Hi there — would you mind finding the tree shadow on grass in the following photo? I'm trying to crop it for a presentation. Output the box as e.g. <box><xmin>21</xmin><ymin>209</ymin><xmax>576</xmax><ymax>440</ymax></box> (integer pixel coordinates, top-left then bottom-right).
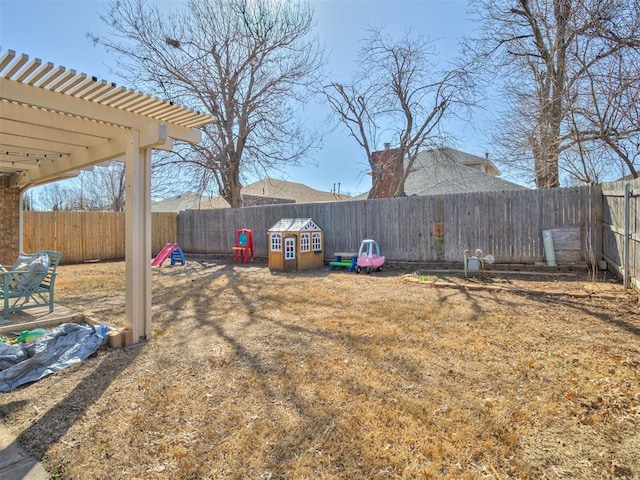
<box><xmin>522</xmin><ymin>292</ymin><xmax>640</xmax><ymax>338</ymax></box>
<box><xmin>117</xmin><ymin>259</ymin><xmax>637</xmax><ymax>477</ymax></box>
<box><xmin>155</xmin><ymin>265</ymin><xmax>393</xmax><ymax>475</ymax></box>
<box><xmin>427</xmin><ymin>272</ymin><xmax>640</xmax><ymax>339</ymax></box>
<box><xmin>0</xmin><ymin>345</ymin><xmax>143</xmax><ymax>464</ymax></box>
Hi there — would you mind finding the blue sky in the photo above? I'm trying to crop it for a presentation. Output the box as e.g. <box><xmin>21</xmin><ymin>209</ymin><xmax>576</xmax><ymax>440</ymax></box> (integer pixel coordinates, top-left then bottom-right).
<box><xmin>0</xmin><ymin>0</ymin><xmax>493</xmax><ymax>197</ymax></box>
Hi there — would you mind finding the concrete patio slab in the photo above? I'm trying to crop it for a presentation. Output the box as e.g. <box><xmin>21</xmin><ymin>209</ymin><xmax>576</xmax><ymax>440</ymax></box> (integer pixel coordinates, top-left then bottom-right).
<box><xmin>0</xmin><ymin>425</ymin><xmax>49</xmax><ymax>480</ymax></box>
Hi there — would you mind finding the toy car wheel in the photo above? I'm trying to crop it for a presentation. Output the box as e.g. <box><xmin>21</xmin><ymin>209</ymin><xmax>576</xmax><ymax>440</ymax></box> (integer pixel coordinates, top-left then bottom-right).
<box><xmin>377</xmin><ymin>266</ymin><xmax>383</xmax><ymax>272</ymax></box>
<box><xmin>365</xmin><ymin>267</ymin><xmax>372</xmax><ymax>274</ymax></box>
<box><xmin>356</xmin><ymin>266</ymin><xmax>361</xmax><ymax>273</ymax></box>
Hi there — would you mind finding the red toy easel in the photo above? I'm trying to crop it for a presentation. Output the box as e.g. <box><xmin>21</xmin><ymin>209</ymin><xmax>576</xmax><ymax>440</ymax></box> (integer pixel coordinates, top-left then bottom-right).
<box><xmin>233</xmin><ymin>229</ymin><xmax>254</xmax><ymax>263</ymax></box>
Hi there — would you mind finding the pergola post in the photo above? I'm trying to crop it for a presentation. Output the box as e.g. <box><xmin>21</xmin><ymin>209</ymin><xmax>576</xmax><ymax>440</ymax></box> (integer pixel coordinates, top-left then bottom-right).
<box><xmin>124</xmin><ymin>130</ymin><xmax>152</xmax><ymax>343</ymax></box>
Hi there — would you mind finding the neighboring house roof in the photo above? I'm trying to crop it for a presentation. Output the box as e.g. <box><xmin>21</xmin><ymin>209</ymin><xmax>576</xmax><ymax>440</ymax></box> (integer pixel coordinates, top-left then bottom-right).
<box><xmin>152</xmin><ymin>178</ymin><xmax>351</xmax><ymax>212</ymax></box>
<box><xmin>424</xmin><ymin>147</ymin><xmax>501</xmax><ymax>176</ymax></box>
<box><xmin>151</xmin><ymin>192</ymin><xmax>229</xmax><ymax>212</ymax></box>
<box><xmin>357</xmin><ymin>146</ymin><xmax>525</xmax><ymax>199</ymax></box>
<box><xmin>268</xmin><ymin>218</ymin><xmax>322</xmax><ymax>232</ymax></box>
<box><xmin>242</xmin><ymin>178</ymin><xmax>351</xmax><ymax>203</ymax></box>
<box><xmin>403</xmin><ymin>160</ymin><xmax>527</xmax><ymax>196</ymax></box>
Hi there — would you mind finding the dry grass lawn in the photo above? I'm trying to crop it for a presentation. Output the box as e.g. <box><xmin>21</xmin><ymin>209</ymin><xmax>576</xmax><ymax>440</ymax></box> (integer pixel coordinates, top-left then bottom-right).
<box><xmin>1</xmin><ymin>258</ymin><xmax>639</xmax><ymax>479</ymax></box>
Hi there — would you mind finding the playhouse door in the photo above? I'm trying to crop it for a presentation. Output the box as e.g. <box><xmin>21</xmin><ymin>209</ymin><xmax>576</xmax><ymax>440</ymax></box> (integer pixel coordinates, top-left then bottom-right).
<box><xmin>283</xmin><ymin>235</ymin><xmax>297</xmax><ymax>272</ymax></box>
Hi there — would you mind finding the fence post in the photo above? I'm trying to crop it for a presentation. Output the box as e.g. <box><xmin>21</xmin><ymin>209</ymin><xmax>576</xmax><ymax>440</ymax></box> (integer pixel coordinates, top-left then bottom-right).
<box><xmin>623</xmin><ymin>182</ymin><xmax>630</xmax><ymax>290</ymax></box>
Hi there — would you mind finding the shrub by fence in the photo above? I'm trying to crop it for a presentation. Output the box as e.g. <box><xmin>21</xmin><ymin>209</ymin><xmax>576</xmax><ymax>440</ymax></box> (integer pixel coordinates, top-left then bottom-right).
<box><xmin>23</xmin><ymin>211</ymin><xmax>177</xmax><ymax>264</ymax></box>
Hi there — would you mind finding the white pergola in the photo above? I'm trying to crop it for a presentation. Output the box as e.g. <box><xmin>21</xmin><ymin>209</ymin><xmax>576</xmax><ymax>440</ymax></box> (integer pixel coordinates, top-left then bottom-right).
<box><xmin>0</xmin><ymin>50</ymin><xmax>216</xmax><ymax>343</ymax></box>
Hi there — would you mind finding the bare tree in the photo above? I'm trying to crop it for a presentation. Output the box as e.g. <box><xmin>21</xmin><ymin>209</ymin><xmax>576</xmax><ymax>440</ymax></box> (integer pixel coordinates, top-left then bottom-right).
<box><xmin>33</xmin><ymin>161</ymin><xmax>186</xmax><ymax>212</ymax></box>
<box><xmin>566</xmin><ymin>19</ymin><xmax>640</xmax><ymax>180</ymax></box>
<box><xmin>35</xmin><ymin>183</ymin><xmax>78</xmax><ymax>211</ymax></box>
<box><xmin>467</xmin><ymin>0</ymin><xmax>574</xmax><ymax>188</ymax></box>
<box><xmin>92</xmin><ymin>0</ymin><xmax>324</xmax><ymax>207</ymax></box>
<box><xmin>323</xmin><ymin>28</ymin><xmax>473</xmax><ymax>199</ymax></box>
<box><xmin>467</xmin><ymin>0</ymin><xmax>640</xmax><ymax>187</ymax></box>
<box><xmin>22</xmin><ymin>191</ymin><xmax>34</xmax><ymax>211</ymax></box>
<box><xmin>71</xmin><ymin>164</ymin><xmax>127</xmax><ymax>211</ymax></box>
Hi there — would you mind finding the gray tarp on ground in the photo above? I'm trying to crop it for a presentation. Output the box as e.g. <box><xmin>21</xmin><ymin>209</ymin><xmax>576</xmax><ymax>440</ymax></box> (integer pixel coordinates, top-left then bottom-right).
<box><xmin>0</xmin><ymin>323</ymin><xmax>108</xmax><ymax>392</ymax></box>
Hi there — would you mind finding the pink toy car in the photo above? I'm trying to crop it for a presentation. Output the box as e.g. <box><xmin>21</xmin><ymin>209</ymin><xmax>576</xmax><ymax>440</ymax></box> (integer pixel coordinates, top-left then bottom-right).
<box><xmin>356</xmin><ymin>239</ymin><xmax>385</xmax><ymax>274</ymax></box>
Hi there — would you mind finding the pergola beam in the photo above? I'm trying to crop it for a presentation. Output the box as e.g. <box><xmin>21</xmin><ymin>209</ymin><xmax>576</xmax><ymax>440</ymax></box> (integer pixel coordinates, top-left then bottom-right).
<box><xmin>0</xmin><ymin>118</ymin><xmax>108</xmax><ymax>148</ymax></box>
<box><xmin>0</xmin><ymin>101</ymin><xmax>124</xmax><ymax>139</ymax></box>
<box><xmin>1</xmin><ymin>78</ymin><xmax>202</xmax><ymax>143</ymax></box>
<box><xmin>12</xmin><ymin>122</ymin><xmax>168</xmax><ymax>188</ymax></box>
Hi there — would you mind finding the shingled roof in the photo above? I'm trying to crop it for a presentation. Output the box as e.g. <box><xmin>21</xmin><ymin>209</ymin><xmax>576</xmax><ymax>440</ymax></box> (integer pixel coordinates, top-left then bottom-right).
<box><xmin>404</xmin><ymin>149</ymin><xmax>526</xmax><ymax>195</ymax></box>
<box><xmin>242</xmin><ymin>178</ymin><xmax>350</xmax><ymax>203</ymax></box>
<box><xmin>357</xmin><ymin>147</ymin><xmax>526</xmax><ymax>198</ymax></box>
<box><xmin>151</xmin><ymin>192</ymin><xmax>229</xmax><ymax>212</ymax></box>
<box><xmin>152</xmin><ymin>178</ymin><xmax>351</xmax><ymax>211</ymax></box>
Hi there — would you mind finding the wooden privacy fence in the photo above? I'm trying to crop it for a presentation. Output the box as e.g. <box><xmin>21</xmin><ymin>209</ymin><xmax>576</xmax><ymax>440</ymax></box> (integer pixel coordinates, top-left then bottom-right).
<box><xmin>23</xmin><ymin>211</ymin><xmax>178</xmax><ymax>264</ymax></box>
<box><xmin>601</xmin><ymin>177</ymin><xmax>640</xmax><ymax>290</ymax></box>
<box><xmin>21</xmin><ymin>183</ymin><xmax>638</xmax><ymax>291</ymax></box>
<box><xmin>179</xmin><ymin>186</ymin><xmax>601</xmax><ymax>265</ymax></box>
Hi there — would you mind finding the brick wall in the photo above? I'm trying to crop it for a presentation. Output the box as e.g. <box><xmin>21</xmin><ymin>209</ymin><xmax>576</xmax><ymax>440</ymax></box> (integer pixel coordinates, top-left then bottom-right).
<box><xmin>0</xmin><ymin>177</ymin><xmax>20</xmax><ymax>265</ymax></box>
<box><xmin>370</xmin><ymin>147</ymin><xmax>401</xmax><ymax>198</ymax></box>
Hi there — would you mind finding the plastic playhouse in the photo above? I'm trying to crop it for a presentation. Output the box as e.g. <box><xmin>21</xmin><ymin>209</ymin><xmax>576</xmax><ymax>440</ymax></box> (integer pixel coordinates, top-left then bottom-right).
<box><xmin>356</xmin><ymin>239</ymin><xmax>385</xmax><ymax>274</ymax></box>
<box><xmin>233</xmin><ymin>229</ymin><xmax>254</xmax><ymax>263</ymax></box>
<box><xmin>267</xmin><ymin>219</ymin><xmax>323</xmax><ymax>271</ymax></box>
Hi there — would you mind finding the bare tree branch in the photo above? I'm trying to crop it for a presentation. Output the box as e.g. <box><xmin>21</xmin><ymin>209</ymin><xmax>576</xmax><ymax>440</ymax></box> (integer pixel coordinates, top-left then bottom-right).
<box><xmin>90</xmin><ymin>0</ymin><xmax>325</xmax><ymax>207</ymax></box>
<box><xmin>323</xmin><ymin>27</ymin><xmax>474</xmax><ymax>198</ymax></box>
<box><xmin>464</xmin><ymin>0</ymin><xmax>640</xmax><ymax>187</ymax></box>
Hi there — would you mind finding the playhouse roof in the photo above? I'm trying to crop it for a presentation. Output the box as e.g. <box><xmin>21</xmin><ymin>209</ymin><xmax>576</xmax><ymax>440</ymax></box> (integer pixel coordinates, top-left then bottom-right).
<box><xmin>268</xmin><ymin>218</ymin><xmax>322</xmax><ymax>232</ymax></box>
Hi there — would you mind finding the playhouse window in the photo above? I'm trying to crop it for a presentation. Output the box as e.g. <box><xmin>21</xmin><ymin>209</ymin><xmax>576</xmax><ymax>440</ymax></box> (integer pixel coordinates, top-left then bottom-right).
<box><xmin>300</xmin><ymin>233</ymin><xmax>310</xmax><ymax>252</ymax></box>
<box><xmin>271</xmin><ymin>233</ymin><xmax>282</xmax><ymax>251</ymax></box>
<box><xmin>312</xmin><ymin>232</ymin><xmax>322</xmax><ymax>251</ymax></box>
<box><xmin>284</xmin><ymin>237</ymin><xmax>296</xmax><ymax>260</ymax></box>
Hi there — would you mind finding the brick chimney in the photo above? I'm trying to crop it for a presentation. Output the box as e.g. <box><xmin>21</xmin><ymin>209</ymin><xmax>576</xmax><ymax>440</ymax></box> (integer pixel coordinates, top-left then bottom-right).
<box><xmin>370</xmin><ymin>143</ymin><xmax>401</xmax><ymax>198</ymax></box>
